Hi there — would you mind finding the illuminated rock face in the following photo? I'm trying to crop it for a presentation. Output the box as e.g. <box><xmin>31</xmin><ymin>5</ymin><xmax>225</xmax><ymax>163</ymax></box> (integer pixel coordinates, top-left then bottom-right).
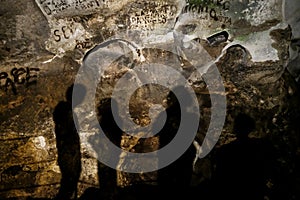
<box><xmin>0</xmin><ymin>0</ymin><xmax>300</xmax><ymax>199</ymax></box>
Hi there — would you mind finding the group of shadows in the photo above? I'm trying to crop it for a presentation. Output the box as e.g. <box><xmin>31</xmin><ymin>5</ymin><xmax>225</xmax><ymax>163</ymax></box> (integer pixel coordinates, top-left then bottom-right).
<box><xmin>32</xmin><ymin>84</ymin><xmax>290</xmax><ymax>200</ymax></box>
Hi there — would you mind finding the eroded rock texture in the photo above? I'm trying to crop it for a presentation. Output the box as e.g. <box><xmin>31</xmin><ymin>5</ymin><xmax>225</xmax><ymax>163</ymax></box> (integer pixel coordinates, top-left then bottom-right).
<box><xmin>0</xmin><ymin>0</ymin><xmax>300</xmax><ymax>199</ymax></box>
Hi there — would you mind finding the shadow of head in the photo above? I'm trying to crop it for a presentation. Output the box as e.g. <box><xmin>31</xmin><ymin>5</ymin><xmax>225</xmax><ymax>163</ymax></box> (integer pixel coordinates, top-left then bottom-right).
<box><xmin>66</xmin><ymin>84</ymin><xmax>86</xmax><ymax>106</ymax></box>
<box><xmin>166</xmin><ymin>85</ymin><xmax>195</xmax><ymax>108</ymax></box>
<box><xmin>233</xmin><ymin>113</ymin><xmax>255</xmax><ymax>139</ymax></box>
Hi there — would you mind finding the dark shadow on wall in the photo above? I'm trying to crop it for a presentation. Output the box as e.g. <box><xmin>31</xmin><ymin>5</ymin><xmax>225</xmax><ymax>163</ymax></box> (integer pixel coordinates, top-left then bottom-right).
<box><xmin>83</xmin><ymin>89</ymin><xmax>198</xmax><ymax>199</ymax></box>
<box><xmin>53</xmin><ymin>84</ymin><xmax>86</xmax><ymax>200</ymax></box>
<box><xmin>96</xmin><ymin>98</ymin><xmax>123</xmax><ymax>199</ymax></box>
<box><xmin>155</xmin><ymin>86</ymin><xmax>197</xmax><ymax>198</ymax></box>
<box><xmin>213</xmin><ymin>113</ymin><xmax>276</xmax><ymax>200</ymax></box>
<box><xmin>82</xmin><ymin>87</ymin><xmax>201</xmax><ymax>199</ymax></box>
<box><xmin>86</xmin><ymin>98</ymin><xmax>124</xmax><ymax>199</ymax></box>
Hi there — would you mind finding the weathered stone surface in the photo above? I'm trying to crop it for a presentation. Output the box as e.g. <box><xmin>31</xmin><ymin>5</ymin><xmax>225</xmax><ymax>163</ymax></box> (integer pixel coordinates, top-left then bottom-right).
<box><xmin>0</xmin><ymin>0</ymin><xmax>300</xmax><ymax>199</ymax></box>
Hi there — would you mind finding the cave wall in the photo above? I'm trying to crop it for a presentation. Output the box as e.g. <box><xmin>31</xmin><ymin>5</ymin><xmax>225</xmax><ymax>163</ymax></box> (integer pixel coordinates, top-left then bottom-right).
<box><xmin>0</xmin><ymin>0</ymin><xmax>300</xmax><ymax>199</ymax></box>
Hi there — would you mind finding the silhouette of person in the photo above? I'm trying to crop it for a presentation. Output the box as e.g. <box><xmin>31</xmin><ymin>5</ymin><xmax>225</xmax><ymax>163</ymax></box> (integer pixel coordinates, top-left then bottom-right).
<box><xmin>95</xmin><ymin>98</ymin><xmax>123</xmax><ymax>199</ymax></box>
<box><xmin>53</xmin><ymin>84</ymin><xmax>86</xmax><ymax>200</ymax></box>
<box><xmin>214</xmin><ymin>113</ymin><xmax>268</xmax><ymax>200</ymax></box>
<box><xmin>156</xmin><ymin>86</ymin><xmax>197</xmax><ymax>197</ymax></box>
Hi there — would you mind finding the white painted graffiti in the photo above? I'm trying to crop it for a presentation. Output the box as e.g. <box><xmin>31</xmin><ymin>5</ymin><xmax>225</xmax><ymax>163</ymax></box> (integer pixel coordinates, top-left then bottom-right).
<box><xmin>35</xmin><ymin>0</ymin><xmax>106</xmax><ymax>18</ymax></box>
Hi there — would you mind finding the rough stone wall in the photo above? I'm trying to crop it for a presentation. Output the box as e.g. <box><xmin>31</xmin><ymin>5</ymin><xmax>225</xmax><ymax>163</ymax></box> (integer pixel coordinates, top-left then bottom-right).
<box><xmin>0</xmin><ymin>1</ymin><xmax>90</xmax><ymax>198</ymax></box>
<box><xmin>0</xmin><ymin>0</ymin><xmax>300</xmax><ymax>199</ymax></box>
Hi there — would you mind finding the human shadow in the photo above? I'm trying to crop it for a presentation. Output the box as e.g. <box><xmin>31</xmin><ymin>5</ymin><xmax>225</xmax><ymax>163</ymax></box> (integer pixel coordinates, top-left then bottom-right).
<box><xmin>155</xmin><ymin>86</ymin><xmax>198</xmax><ymax>197</ymax></box>
<box><xmin>85</xmin><ymin>87</ymin><xmax>199</xmax><ymax>199</ymax></box>
<box><xmin>89</xmin><ymin>98</ymin><xmax>123</xmax><ymax>199</ymax></box>
<box><xmin>53</xmin><ymin>84</ymin><xmax>86</xmax><ymax>200</ymax></box>
<box><xmin>98</xmin><ymin>98</ymin><xmax>123</xmax><ymax>199</ymax></box>
<box><xmin>213</xmin><ymin>113</ymin><xmax>275</xmax><ymax>200</ymax></box>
